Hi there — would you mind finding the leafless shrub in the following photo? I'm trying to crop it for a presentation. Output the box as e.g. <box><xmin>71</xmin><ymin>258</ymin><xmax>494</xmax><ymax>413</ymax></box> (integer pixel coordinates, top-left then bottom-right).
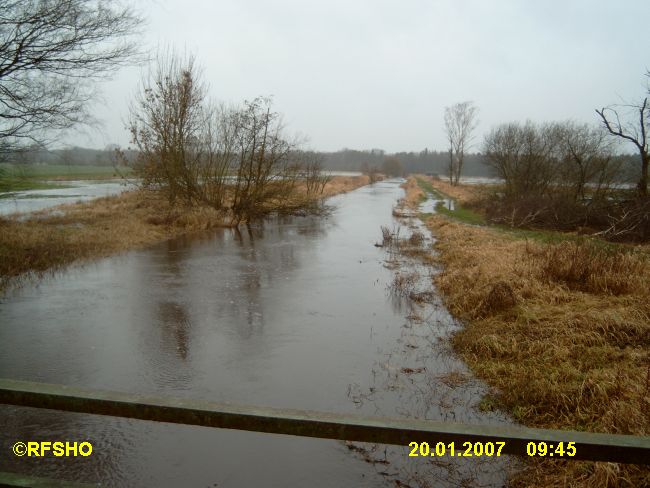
<box><xmin>360</xmin><ymin>162</ymin><xmax>381</xmax><ymax>183</ymax></box>
<box><xmin>380</xmin><ymin>225</ymin><xmax>392</xmax><ymax>246</ymax></box>
<box><xmin>479</xmin><ymin>120</ymin><xmax>650</xmax><ymax>241</ymax></box>
<box><xmin>128</xmin><ymin>50</ymin><xmax>229</xmax><ymax>208</ymax></box>
<box><xmin>300</xmin><ymin>152</ymin><xmax>331</xmax><ymax>195</ymax></box>
<box><xmin>379</xmin><ymin>225</ymin><xmax>401</xmax><ymax>247</ymax></box>
<box><xmin>596</xmin><ymin>198</ymin><xmax>650</xmax><ymax>242</ymax></box>
<box><xmin>408</xmin><ymin>230</ymin><xmax>425</xmax><ymax>247</ymax></box>
<box><xmin>484</xmin><ymin>121</ymin><xmax>619</xmax><ymax>201</ymax></box>
<box><xmin>390</xmin><ymin>271</ymin><xmax>418</xmax><ymax>296</ymax></box>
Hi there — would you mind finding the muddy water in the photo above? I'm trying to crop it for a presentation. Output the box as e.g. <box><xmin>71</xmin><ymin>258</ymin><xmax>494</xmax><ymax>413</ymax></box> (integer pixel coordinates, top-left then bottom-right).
<box><xmin>0</xmin><ymin>180</ymin><xmax>514</xmax><ymax>487</ymax></box>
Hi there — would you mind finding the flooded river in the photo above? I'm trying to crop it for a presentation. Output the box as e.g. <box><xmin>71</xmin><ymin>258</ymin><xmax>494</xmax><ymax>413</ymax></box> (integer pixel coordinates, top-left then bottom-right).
<box><xmin>0</xmin><ymin>180</ymin><xmax>514</xmax><ymax>487</ymax></box>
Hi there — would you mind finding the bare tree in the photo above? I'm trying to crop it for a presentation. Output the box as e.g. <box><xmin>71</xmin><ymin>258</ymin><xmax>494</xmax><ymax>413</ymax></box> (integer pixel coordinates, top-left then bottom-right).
<box><xmin>128</xmin><ymin>50</ymin><xmax>230</xmax><ymax>209</ymax></box>
<box><xmin>360</xmin><ymin>161</ymin><xmax>380</xmax><ymax>183</ymax></box>
<box><xmin>381</xmin><ymin>155</ymin><xmax>403</xmax><ymax>177</ymax></box>
<box><xmin>443</xmin><ymin>101</ymin><xmax>479</xmax><ymax>185</ymax></box>
<box><xmin>483</xmin><ymin>121</ymin><xmax>619</xmax><ymax>200</ymax></box>
<box><xmin>596</xmin><ymin>97</ymin><xmax>648</xmax><ymax>198</ymax></box>
<box><xmin>0</xmin><ymin>0</ymin><xmax>142</xmax><ymax>153</ymax></box>
<box><xmin>483</xmin><ymin>121</ymin><xmax>560</xmax><ymax>198</ymax></box>
<box><xmin>298</xmin><ymin>150</ymin><xmax>330</xmax><ymax>195</ymax></box>
<box><xmin>555</xmin><ymin>122</ymin><xmax>619</xmax><ymax>202</ymax></box>
<box><xmin>482</xmin><ymin>120</ymin><xmax>632</xmax><ymax>233</ymax></box>
<box><xmin>229</xmin><ymin>97</ymin><xmax>301</xmax><ymax>225</ymax></box>
<box><xmin>128</xmin><ymin>52</ymin><xmax>327</xmax><ymax>226</ymax></box>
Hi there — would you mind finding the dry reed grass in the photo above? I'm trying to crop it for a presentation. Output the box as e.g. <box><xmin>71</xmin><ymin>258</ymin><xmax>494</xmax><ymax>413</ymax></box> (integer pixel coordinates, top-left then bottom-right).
<box><xmin>321</xmin><ymin>175</ymin><xmax>372</xmax><ymax>197</ymax></box>
<box><xmin>416</xmin><ymin>174</ymin><xmax>478</xmax><ymax>204</ymax></box>
<box><xmin>534</xmin><ymin>241</ymin><xmax>642</xmax><ymax>295</ymax></box>
<box><xmin>429</xmin><ymin>216</ymin><xmax>649</xmax><ymax>486</ymax></box>
<box><xmin>0</xmin><ymin>175</ymin><xmax>369</xmax><ymax>290</ymax></box>
<box><xmin>390</xmin><ymin>271</ymin><xmax>419</xmax><ymax>297</ymax></box>
<box><xmin>400</xmin><ymin>177</ymin><xmax>426</xmax><ymax>207</ymax></box>
<box><xmin>400</xmin><ymin>177</ymin><xmax>650</xmax><ymax>487</ymax></box>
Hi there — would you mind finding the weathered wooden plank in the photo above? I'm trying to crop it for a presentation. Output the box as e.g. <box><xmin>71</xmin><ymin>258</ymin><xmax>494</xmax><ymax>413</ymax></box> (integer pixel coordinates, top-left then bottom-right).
<box><xmin>0</xmin><ymin>379</ymin><xmax>648</xmax><ymax>464</ymax></box>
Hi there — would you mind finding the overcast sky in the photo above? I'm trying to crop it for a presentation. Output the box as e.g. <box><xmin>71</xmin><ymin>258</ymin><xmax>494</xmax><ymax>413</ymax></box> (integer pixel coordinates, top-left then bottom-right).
<box><xmin>73</xmin><ymin>0</ymin><xmax>650</xmax><ymax>153</ymax></box>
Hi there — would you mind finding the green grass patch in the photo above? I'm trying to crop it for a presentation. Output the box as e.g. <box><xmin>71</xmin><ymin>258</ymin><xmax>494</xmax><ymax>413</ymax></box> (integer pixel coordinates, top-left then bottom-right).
<box><xmin>0</xmin><ymin>163</ymin><xmax>131</xmax><ymax>180</ymax></box>
<box><xmin>435</xmin><ymin>201</ymin><xmax>485</xmax><ymax>225</ymax></box>
<box><xmin>412</xmin><ymin>176</ymin><xmax>634</xmax><ymax>249</ymax></box>
<box><xmin>414</xmin><ymin>176</ymin><xmax>445</xmax><ymax>199</ymax></box>
<box><xmin>414</xmin><ymin>176</ymin><xmax>486</xmax><ymax>225</ymax></box>
<box><xmin>0</xmin><ymin>178</ymin><xmax>67</xmax><ymax>194</ymax></box>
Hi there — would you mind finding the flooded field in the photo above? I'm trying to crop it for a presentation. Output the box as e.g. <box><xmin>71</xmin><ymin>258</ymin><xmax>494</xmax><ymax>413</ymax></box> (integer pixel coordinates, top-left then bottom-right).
<box><xmin>0</xmin><ymin>172</ymin><xmax>366</xmax><ymax>218</ymax></box>
<box><xmin>0</xmin><ymin>180</ymin><xmax>515</xmax><ymax>487</ymax></box>
<box><xmin>0</xmin><ymin>180</ymin><xmax>134</xmax><ymax>216</ymax></box>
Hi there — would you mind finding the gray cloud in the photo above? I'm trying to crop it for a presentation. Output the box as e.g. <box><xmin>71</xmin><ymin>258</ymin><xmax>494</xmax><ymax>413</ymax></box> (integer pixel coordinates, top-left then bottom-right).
<box><xmin>74</xmin><ymin>0</ymin><xmax>650</xmax><ymax>152</ymax></box>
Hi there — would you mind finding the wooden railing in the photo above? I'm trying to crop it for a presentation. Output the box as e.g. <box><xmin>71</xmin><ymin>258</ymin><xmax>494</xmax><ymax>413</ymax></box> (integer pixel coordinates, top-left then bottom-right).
<box><xmin>1</xmin><ymin>378</ymin><xmax>648</xmax><ymax>485</ymax></box>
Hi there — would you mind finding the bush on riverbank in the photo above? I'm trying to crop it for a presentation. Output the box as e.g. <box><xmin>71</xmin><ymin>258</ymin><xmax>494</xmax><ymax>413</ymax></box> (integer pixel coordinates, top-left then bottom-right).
<box><xmin>479</xmin><ymin>121</ymin><xmax>650</xmax><ymax>243</ymax></box>
<box><xmin>0</xmin><ymin>175</ymin><xmax>369</xmax><ymax>291</ymax></box>
<box><xmin>471</xmin><ymin>189</ymin><xmax>650</xmax><ymax>242</ymax></box>
<box><xmin>127</xmin><ymin>52</ymin><xmax>332</xmax><ymax>226</ymax></box>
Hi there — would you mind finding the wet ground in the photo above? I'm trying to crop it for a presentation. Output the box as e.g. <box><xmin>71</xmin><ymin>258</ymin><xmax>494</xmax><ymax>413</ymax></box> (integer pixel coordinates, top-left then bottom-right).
<box><xmin>0</xmin><ymin>180</ymin><xmax>134</xmax><ymax>216</ymax></box>
<box><xmin>0</xmin><ymin>180</ymin><xmax>515</xmax><ymax>487</ymax></box>
<box><xmin>0</xmin><ymin>172</ymin><xmax>366</xmax><ymax>218</ymax></box>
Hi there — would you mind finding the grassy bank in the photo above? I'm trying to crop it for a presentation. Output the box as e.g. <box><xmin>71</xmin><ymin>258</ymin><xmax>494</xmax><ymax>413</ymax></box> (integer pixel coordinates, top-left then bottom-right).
<box><xmin>0</xmin><ymin>163</ymin><xmax>131</xmax><ymax>193</ymax></box>
<box><xmin>402</xmin><ymin>176</ymin><xmax>650</xmax><ymax>487</ymax></box>
<box><xmin>0</xmin><ymin>178</ymin><xmax>67</xmax><ymax>194</ymax></box>
<box><xmin>0</xmin><ymin>175</ymin><xmax>372</xmax><ymax>290</ymax></box>
<box><xmin>0</xmin><ymin>163</ymin><xmax>132</xmax><ymax>181</ymax></box>
<box><xmin>414</xmin><ymin>176</ymin><xmax>485</xmax><ymax>225</ymax></box>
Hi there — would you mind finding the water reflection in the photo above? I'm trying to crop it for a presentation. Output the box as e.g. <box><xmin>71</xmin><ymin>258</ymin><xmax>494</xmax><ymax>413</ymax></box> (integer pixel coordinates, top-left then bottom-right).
<box><xmin>0</xmin><ymin>180</ymin><xmax>517</xmax><ymax>487</ymax></box>
<box><xmin>345</xmin><ymin>218</ymin><xmax>518</xmax><ymax>487</ymax></box>
<box><xmin>156</xmin><ymin>302</ymin><xmax>191</xmax><ymax>361</ymax></box>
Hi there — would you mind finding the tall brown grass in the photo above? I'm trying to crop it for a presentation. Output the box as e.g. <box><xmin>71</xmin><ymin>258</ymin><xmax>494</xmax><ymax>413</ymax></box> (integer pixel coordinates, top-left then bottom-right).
<box><xmin>427</xmin><ymin>215</ymin><xmax>649</xmax><ymax>487</ymax></box>
<box><xmin>400</xmin><ymin>176</ymin><xmax>650</xmax><ymax>487</ymax></box>
<box><xmin>400</xmin><ymin>177</ymin><xmax>426</xmax><ymax>207</ymax></box>
<box><xmin>534</xmin><ymin>241</ymin><xmax>644</xmax><ymax>296</ymax></box>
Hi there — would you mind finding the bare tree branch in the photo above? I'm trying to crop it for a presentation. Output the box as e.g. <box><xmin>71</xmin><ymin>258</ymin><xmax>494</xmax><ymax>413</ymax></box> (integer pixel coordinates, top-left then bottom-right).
<box><xmin>595</xmin><ymin>96</ymin><xmax>649</xmax><ymax>198</ymax></box>
<box><xmin>0</xmin><ymin>0</ymin><xmax>143</xmax><ymax>154</ymax></box>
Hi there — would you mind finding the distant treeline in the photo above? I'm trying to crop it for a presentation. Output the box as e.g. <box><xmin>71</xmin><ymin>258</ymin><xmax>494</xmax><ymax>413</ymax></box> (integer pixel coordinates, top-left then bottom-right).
<box><xmin>2</xmin><ymin>145</ymin><xmax>136</xmax><ymax>167</ymax></box>
<box><xmin>316</xmin><ymin>148</ymin><xmax>638</xmax><ymax>182</ymax></box>
<box><xmin>317</xmin><ymin>148</ymin><xmax>491</xmax><ymax>177</ymax></box>
<box><xmin>3</xmin><ymin>145</ymin><xmax>640</xmax><ymax>183</ymax></box>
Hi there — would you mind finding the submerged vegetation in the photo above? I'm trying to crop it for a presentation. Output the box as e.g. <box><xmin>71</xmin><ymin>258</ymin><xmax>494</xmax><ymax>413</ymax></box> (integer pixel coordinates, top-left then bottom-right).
<box><xmin>402</xmin><ymin>176</ymin><xmax>650</xmax><ymax>486</ymax></box>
